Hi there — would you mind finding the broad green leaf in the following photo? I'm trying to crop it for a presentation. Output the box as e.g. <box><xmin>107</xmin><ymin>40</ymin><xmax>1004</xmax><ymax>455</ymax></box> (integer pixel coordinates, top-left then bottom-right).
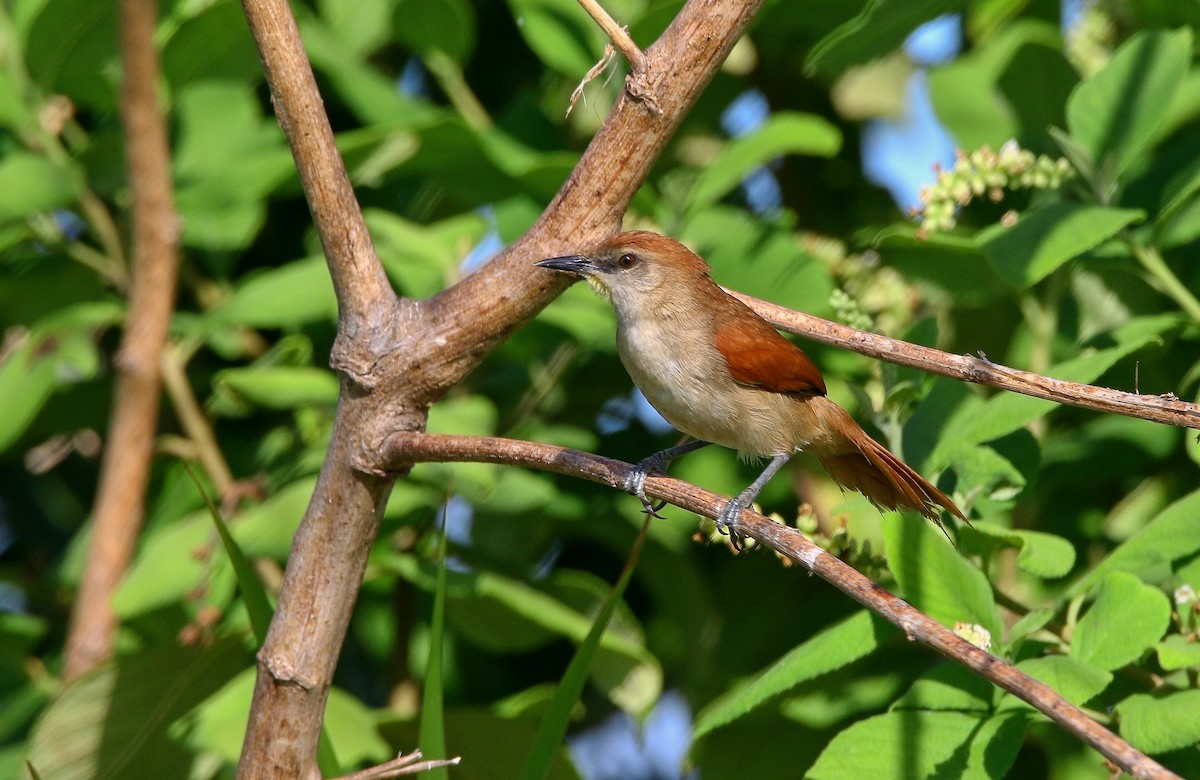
<box><xmin>806</xmin><ymin>0</ymin><xmax>971</xmax><ymax>77</ymax></box>
<box><xmin>318</xmin><ymin>0</ymin><xmax>397</xmax><ymax>56</ymax></box>
<box><xmin>977</xmin><ymin>204</ymin><xmax>1144</xmax><ymax>288</ymax></box>
<box><xmin>1116</xmin><ymin>690</ymin><xmax>1200</xmax><ymax>755</ymax></box>
<box><xmin>687</xmin><ymin>113</ymin><xmax>841</xmax><ymax>212</ymax></box>
<box><xmin>214</xmin><ymin>257</ymin><xmax>337</xmax><ymax>328</ymax></box>
<box><xmin>0</xmin><ymin>303</ymin><xmax>119</xmax><ymax>452</ymax></box>
<box><xmin>807</xmin><ymin>710</ymin><xmax>1026</xmax><ymax>780</ymax></box>
<box><xmin>1157</xmin><ymin>153</ymin><xmax>1200</xmax><ymax>230</ymax></box>
<box><xmin>1067</xmin><ymin>28</ymin><xmax>1193</xmax><ymax>175</ymax></box>
<box><xmin>893</xmin><ymin>663</ymin><xmax>995</xmax><ymax>713</ymax></box>
<box><xmin>212</xmin><ymin>367</ymin><xmax>340</xmax><ymax>410</ymax></box>
<box><xmin>1155</xmin><ymin>634</ymin><xmax>1200</xmax><ymax>671</ymax></box>
<box><xmin>1069</xmin><ymin>487</ymin><xmax>1200</xmax><ymax>596</ymax></box>
<box><xmin>323</xmin><ymin>687</ymin><xmax>391</xmax><ymax>768</ymax></box>
<box><xmin>1071</xmin><ymin>572</ymin><xmax>1170</xmax><ymax>671</ymax></box>
<box><xmin>505</xmin><ymin>0</ymin><xmax>603</xmax><ymax>76</ymax></box>
<box><xmin>929</xmin><ymin>315</ymin><xmax>1176</xmax><ymax>471</ymax></box>
<box><xmin>965</xmin><ymin>523</ymin><xmax>1076</xmax><ymax>578</ymax></box>
<box><xmin>1007</xmin><ymin>609</ymin><xmax>1055</xmax><ymax>645</ymax></box>
<box><xmin>0</xmin><ymin>153</ymin><xmax>83</xmax><ymax>220</ymax></box>
<box><xmin>25</xmin><ymin>640</ymin><xmax>246</xmax><ymax>780</ymax></box>
<box><xmin>883</xmin><ymin>513</ymin><xmax>1001</xmax><ymax>639</ymax></box>
<box><xmin>161</xmin><ymin>0</ymin><xmax>261</xmax><ymax>87</ymax></box>
<box><xmin>394</xmin><ymin>0</ymin><xmax>476</xmax><ymax>63</ymax></box>
<box><xmin>694</xmin><ymin>611</ymin><xmax>894</xmax><ymax>738</ymax></box>
<box><xmin>1002</xmin><ymin>656</ymin><xmax>1111</xmax><ymax>709</ymax></box>
<box><xmin>22</xmin><ymin>0</ymin><xmax>118</xmax><ymax>110</ymax></box>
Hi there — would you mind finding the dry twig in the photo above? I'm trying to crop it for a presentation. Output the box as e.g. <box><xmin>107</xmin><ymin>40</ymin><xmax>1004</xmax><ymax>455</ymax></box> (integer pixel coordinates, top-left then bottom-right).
<box><xmin>380</xmin><ymin>432</ymin><xmax>1183</xmax><ymax>780</ymax></box>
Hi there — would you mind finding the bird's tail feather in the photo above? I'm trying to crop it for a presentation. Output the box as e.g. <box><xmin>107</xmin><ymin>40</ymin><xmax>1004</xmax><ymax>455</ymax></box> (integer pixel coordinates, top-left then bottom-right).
<box><xmin>814</xmin><ymin>416</ymin><xmax>965</xmax><ymax>527</ymax></box>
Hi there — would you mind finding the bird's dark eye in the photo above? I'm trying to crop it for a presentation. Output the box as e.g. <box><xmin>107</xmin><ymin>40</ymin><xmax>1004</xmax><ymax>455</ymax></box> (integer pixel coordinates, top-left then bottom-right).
<box><xmin>617</xmin><ymin>253</ymin><xmax>638</xmax><ymax>269</ymax></box>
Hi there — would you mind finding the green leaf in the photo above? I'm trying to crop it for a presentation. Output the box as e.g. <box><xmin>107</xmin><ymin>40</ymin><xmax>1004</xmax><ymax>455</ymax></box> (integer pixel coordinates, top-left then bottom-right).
<box><xmin>1116</xmin><ymin>690</ymin><xmax>1200</xmax><ymax>755</ymax></box>
<box><xmin>929</xmin><ymin>316</ymin><xmax>1176</xmax><ymax>472</ymax></box>
<box><xmin>1155</xmin><ymin>634</ymin><xmax>1200</xmax><ymax>671</ymax></box>
<box><xmin>1071</xmin><ymin>572</ymin><xmax>1170</xmax><ymax>671</ymax></box>
<box><xmin>964</xmin><ymin>523</ymin><xmax>1076</xmax><ymax>578</ymax></box>
<box><xmin>0</xmin><ymin>153</ymin><xmax>83</xmax><ymax>220</ymax></box>
<box><xmin>977</xmin><ymin>203</ymin><xmax>1144</xmax><ymax>288</ymax></box>
<box><xmin>161</xmin><ymin>0</ymin><xmax>262</xmax><ymax>87</ymax></box>
<box><xmin>324</xmin><ymin>687</ymin><xmax>391</xmax><ymax>768</ymax></box>
<box><xmin>25</xmin><ymin>640</ymin><xmax>246</xmax><ymax>779</ymax></box>
<box><xmin>213</xmin><ymin>367</ymin><xmax>340</xmax><ymax>410</ymax></box>
<box><xmin>806</xmin><ymin>0</ymin><xmax>972</xmax><ymax>77</ymax></box>
<box><xmin>504</xmin><ymin>0</ymin><xmax>603</xmax><ymax>76</ymax></box>
<box><xmin>519</xmin><ymin>520</ymin><xmax>652</xmax><ymax>780</ymax></box>
<box><xmin>1004</xmin><ymin>656</ymin><xmax>1111</xmax><ymax>708</ymax></box>
<box><xmin>419</xmin><ymin>523</ymin><xmax>449</xmax><ymax>780</ymax></box>
<box><xmin>694</xmin><ymin>611</ymin><xmax>894</xmax><ymax>738</ymax></box>
<box><xmin>394</xmin><ymin>0</ymin><xmax>476</xmax><ymax>63</ymax></box>
<box><xmin>1069</xmin><ymin>487</ymin><xmax>1200</xmax><ymax>596</ymax></box>
<box><xmin>189</xmin><ymin>466</ymin><xmax>274</xmax><ymax>644</ymax></box>
<box><xmin>807</xmin><ymin>710</ymin><xmax>1026</xmax><ymax>780</ymax></box>
<box><xmin>686</xmin><ymin>113</ymin><xmax>841</xmax><ymax>212</ymax></box>
<box><xmin>1067</xmin><ymin>28</ymin><xmax>1193</xmax><ymax>175</ymax></box>
<box><xmin>883</xmin><ymin>513</ymin><xmax>1001</xmax><ymax>639</ymax></box>
<box><xmin>22</xmin><ymin>0</ymin><xmax>118</xmax><ymax>110</ymax></box>
<box><xmin>214</xmin><ymin>258</ymin><xmax>337</xmax><ymax>328</ymax></box>
<box><xmin>893</xmin><ymin>663</ymin><xmax>995</xmax><ymax>713</ymax></box>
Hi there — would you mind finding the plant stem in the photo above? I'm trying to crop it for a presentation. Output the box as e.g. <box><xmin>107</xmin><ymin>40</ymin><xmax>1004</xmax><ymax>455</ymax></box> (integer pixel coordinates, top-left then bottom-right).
<box><xmin>1127</xmin><ymin>239</ymin><xmax>1200</xmax><ymax>323</ymax></box>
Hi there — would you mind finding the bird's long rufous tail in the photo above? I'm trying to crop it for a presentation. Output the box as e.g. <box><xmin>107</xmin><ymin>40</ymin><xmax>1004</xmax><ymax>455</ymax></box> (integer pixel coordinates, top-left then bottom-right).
<box><xmin>810</xmin><ymin>400</ymin><xmax>965</xmax><ymax>526</ymax></box>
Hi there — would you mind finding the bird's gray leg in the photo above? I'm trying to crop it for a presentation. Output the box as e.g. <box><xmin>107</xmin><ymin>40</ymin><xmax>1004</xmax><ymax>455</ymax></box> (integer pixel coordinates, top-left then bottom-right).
<box><xmin>716</xmin><ymin>453</ymin><xmax>792</xmax><ymax>547</ymax></box>
<box><xmin>625</xmin><ymin>439</ymin><xmax>711</xmax><ymax>517</ymax></box>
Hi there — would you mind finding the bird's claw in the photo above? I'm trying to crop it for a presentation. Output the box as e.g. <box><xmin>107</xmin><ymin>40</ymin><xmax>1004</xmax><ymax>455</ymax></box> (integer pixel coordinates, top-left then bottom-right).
<box><xmin>715</xmin><ymin>496</ymin><xmax>749</xmax><ymax>551</ymax></box>
<box><xmin>625</xmin><ymin>457</ymin><xmax>668</xmax><ymax>519</ymax></box>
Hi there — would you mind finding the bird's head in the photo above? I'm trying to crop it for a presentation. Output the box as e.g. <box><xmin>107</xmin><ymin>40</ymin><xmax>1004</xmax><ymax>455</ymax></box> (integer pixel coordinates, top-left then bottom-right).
<box><xmin>535</xmin><ymin>231</ymin><xmax>710</xmax><ymax>312</ymax></box>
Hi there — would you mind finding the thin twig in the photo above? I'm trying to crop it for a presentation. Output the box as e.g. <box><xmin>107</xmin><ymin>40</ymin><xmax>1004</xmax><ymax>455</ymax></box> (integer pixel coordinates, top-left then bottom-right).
<box><xmin>330</xmin><ymin>750</ymin><xmax>461</xmax><ymax>780</ymax></box>
<box><xmin>161</xmin><ymin>344</ymin><xmax>235</xmax><ymax>497</ymax></box>
<box><xmin>380</xmin><ymin>432</ymin><xmax>1182</xmax><ymax>780</ymax></box>
<box><xmin>63</xmin><ymin>0</ymin><xmax>181</xmax><ymax>682</ymax></box>
<box><xmin>730</xmin><ymin>291</ymin><xmax>1200</xmax><ymax>431</ymax></box>
<box><xmin>575</xmin><ymin>0</ymin><xmax>645</xmax><ymax>72</ymax></box>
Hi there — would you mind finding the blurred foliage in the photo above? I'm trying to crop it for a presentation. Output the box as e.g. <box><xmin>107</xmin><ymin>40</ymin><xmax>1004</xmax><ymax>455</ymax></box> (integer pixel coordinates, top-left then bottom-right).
<box><xmin>2</xmin><ymin>0</ymin><xmax>1200</xmax><ymax>778</ymax></box>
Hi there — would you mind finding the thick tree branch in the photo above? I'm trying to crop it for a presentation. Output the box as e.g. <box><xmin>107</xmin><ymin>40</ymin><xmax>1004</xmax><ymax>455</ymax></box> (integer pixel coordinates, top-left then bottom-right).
<box><xmin>237</xmin><ymin>0</ymin><xmax>765</xmax><ymax>776</ymax></box>
<box><xmin>63</xmin><ymin>0</ymin><xmax>181</xmax><ymax>682</ymax></box>
<box><xmin>239</xmin><ymin>0</ymin><xmax>399</xmax><ymax>382</ymax></box>
<box><xmin>732</xmin><ymin>291</ymin><xmax>1200</xmax><ymax>430</ymax></box>
<box><xmin>380</xmin><ymin>432</ymin><xmax>1182</xmax><ymax>780</ymax></box>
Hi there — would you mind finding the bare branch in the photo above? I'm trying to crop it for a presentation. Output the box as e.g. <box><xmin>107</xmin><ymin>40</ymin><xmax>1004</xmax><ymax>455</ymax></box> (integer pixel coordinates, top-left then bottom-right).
<box><xmin>239</xmin><ymin>0</ymin><xmax>398</xmax><ymax>382</ymax></box>
<box><xmin>732</xmin><ymin>291</ymin><xmax>1200</xmax><ymax>430</ymax></box>
<box><xmin>380</xmin><ymin>432</ymin><xmax>1183</xmax><ymax>780</ymax></box>
<box><xmin>63</xmin><ymin>0</ymin><xmax>181</xmax><ymax>682</ymax></box>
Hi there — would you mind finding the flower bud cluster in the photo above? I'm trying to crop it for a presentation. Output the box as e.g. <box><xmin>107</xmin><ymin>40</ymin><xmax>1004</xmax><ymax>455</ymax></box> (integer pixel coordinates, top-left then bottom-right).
<box><xmin>829</xmin><ymin>288</ymin><xmax>874</xmax><ymax>332</ymax></box>
<box><xmin>913</xmin><ymin>140</ymin><xmax>1074</xmax><ymax>237</ymax></box>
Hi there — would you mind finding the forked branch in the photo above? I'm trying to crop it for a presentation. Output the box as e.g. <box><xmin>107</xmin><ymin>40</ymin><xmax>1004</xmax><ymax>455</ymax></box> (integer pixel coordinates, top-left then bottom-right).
<box><xmin>380</xmin><ymin>432</ymin><xmax>1182</xmax><ymax>780</ymax></box>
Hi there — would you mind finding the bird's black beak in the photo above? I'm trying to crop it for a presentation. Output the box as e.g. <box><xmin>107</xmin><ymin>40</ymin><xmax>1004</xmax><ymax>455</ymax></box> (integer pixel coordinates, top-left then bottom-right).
<box><xmin>535</xmin><ymin>255</ymin><xmax>597</xmax><ymax>276</ymax></box>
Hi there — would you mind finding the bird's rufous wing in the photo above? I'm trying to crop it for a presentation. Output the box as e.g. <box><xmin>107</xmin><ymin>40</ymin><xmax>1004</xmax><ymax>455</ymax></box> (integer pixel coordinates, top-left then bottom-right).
<box><xmin>713</xmin><ymin>303</ymin><xmax>827</xmax><ymax>395</ymax></box>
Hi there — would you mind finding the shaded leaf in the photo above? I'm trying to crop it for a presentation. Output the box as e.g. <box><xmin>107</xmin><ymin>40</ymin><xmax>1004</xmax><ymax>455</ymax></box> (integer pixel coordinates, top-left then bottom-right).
<box><xmin>694</xmin><ymin>611</ymin><xmax>894</xmax><ymax>738</ymax></box>
<box><xmin>1003</xmin><ymin>656</ymin><xmax>1111</xmax><ymax>709</ymax></box>
<box><xmin>1116</xmin><ymin>690</ymin><xmax>1200</xmax><ymax>755</ymax></box>
<box><xmin>977</xmin><ymin>203</ymin><xmax>1144</xmax><ymax>288</ymax></box>
<box><xmin>1067</xmin><ymin>28</ymin><xmax>1192</xmax><ymax>175</ymax></box>
<box><xmin>883</xmin><ymin>513</ymin><xmax>1001</xmax><ymax>639</ymax></box>
<box><xmin>1071</xmin><ymin>572</ymin><xmax>1170</xmax><ymax>671</ymax></box>
<box><xmin>965</xmin><ymin>523</ymin><xmax>1076</xmax><ymax>578</ymax></box>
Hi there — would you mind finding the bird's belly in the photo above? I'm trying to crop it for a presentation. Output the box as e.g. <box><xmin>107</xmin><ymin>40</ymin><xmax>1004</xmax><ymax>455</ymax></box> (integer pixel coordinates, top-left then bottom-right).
<box><xmin>618</xmin><ymin>337</ymin><xmax>799</xmax><ymax>457</ymax></box>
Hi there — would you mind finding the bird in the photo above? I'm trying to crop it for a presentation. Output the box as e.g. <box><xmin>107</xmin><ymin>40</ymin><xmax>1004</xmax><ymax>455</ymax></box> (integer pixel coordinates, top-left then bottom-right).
<box><xmin>535</xmin><ymin>230</ymin><xmax>965</xmax><ymax>540</ymax></box>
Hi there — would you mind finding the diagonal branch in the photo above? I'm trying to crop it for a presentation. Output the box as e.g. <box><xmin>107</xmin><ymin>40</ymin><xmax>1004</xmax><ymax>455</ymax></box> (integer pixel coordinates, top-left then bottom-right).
<box><xmin>239</xmin><ymin>0</ymin><xmax>398</xmax><ymax>381</ymax></box>
<box><xmin>379</xmin><ymin>432</ymin><xmax>1183</xmax><ymax>780</ymax></box>
<box><xmin>63</xmin><ymin>0</ymin><xmax>181</xmax><ymax>683</ymax></box>
<box><xmin>732</xmin><ymin>291</ymin><xmax>1200</xmax><ymax>430</ymax></box>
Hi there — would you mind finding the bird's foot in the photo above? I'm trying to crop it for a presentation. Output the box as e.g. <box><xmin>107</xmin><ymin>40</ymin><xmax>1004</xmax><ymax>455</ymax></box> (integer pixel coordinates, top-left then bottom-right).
<box><xmin>715</xmin><ymin>494</ymin><xmax>751</xmax><ymax>551</ymax></box>
<box><xmin>624</xmin><ymin>454</ymin><xmax>669</xmax><ymax>519</ymax></box>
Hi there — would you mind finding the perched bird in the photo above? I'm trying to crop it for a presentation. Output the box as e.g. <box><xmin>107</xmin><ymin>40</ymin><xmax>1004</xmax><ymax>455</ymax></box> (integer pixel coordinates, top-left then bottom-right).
<box><xmin>536</xmin><ymin>230</ymin><xmax>964</xmax><ymax>537</ymax></box>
